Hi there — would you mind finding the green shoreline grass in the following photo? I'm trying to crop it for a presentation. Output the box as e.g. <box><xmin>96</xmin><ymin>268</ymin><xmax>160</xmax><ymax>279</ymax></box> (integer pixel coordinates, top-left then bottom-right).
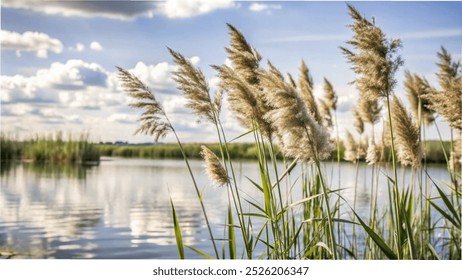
<box><xmin>1</xmin><ymin>136</ymin><xmax>451</xmax><ymax>163</ymax></box>
<box><xmin>1</xmin><ymin>134</ymin><xmax>100</xmax><ymax>164</ymax></box>
<box><xmin>96</xmin><ymin>141</ymin><xmax>451</xmax><ymax>163</ymax></box>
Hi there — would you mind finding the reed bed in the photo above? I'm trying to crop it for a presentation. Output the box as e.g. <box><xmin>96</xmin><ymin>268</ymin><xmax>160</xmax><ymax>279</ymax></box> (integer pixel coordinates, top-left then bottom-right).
<box><xmin>95</xmin><ymin>142</ymin><xmax>453</xmax><ymax>163</ymax></box>
<box><xmin>0</xmin><ymin>133</ymin><xmax>100</xmax><ymax>164</ymax></box>
<box><xmin>117</xmin><ymin>4</ymin><xmax>460</xmax><ymax>260</ymax></box>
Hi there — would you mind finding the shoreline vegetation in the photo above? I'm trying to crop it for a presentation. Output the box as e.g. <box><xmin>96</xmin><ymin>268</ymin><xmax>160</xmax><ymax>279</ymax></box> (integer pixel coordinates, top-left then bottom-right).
<box><xmin>0</xmin><ymin>136</ymin><xmax>453</xmax><ymax>163</ymax></box>
<box><xmin>0</xmin><ymin>133</ymin><xmax>100</xmax><ymax>164</ymax></box>
<box><xmin>99</xmin><ymin>141</ymin><xmax>452</xmax><ymax>163</ymax></box>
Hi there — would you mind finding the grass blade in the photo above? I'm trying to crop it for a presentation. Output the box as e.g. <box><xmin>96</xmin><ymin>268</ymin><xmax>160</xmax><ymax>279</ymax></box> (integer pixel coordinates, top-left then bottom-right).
<box><xmin>285</xmin><ymin>194</ymin><xmax>323</xmax><ymax>210</ymax></box>
<box><xmin>170</xmin><ymin>198</ymin><xmax>184</xmax><ymax>259</ymax></box>
<box><xmin>349</xmin><ymin>205</ymin><xmax>397</xmax><ymax>259</ymax></box>
<box><xmin>427</xmin><ymin>174</ymin><xmax>461</xmax><ymax>227</ymax></box>
<box><xmin>246</xmin><ymin>176</ymin><xmax>263</xmax><ymax>192</ymax></box>
<box><xmin>228</xmin><ymin>203</ymin><xmax>236</xmax><ymax>259</ymax></box>
<box><xmin>186</xmin><ymin>246</ymin><xmax>215</xmax><ymax>259</ymax></box>
<box><xmin>229</xmin><ymin>129</ymin><xmax>256</xmax><ymax>142</ymax></box>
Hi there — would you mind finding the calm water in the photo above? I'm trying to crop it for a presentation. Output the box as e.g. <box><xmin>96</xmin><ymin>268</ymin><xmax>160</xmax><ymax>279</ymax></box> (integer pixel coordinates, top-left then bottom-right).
<box><xmin>0</xmin><ymin>158</ymin><xmax>450</xmax><ymax>259</ymax></box>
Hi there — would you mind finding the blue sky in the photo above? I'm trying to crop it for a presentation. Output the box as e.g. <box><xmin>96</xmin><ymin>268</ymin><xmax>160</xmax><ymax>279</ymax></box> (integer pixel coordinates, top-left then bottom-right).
<box><xmin>1</xmin><ymin>1</ymin><xmax>461</xmax><ymax>143</ymax></box>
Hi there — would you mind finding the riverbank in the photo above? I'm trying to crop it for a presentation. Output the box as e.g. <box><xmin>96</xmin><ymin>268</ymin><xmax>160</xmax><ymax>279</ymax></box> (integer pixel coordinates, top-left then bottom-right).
<box><xmin>1</xmin><ymin>136</ymin><xmax>452</xmax><ymax>164</ymax></box>
<box><xmin>0</xmin><ymin>134</ymin><xmax>100</xmax><ymax>164</ymax></box>
<box><xmin>96</xmin><ymin>141</ymin><xmax>451</xmax><ymax>163</ymax></box>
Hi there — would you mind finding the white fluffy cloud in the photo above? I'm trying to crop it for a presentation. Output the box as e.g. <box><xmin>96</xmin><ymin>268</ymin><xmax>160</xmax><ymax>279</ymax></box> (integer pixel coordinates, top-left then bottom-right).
<box><xmin>90</xmin><ymin>41</ymin><xmax>103</xmax><ymax>51</ymax></box>
<box><xmin>1</xmin><ymin>0</ymin><xmax>156</xmax><ymax>20</ymax></box>
<box><xmin>158</xmin><ymin>0</ymin><xmax>235</xmax><ymax>18</ymax></box>
<box><xmin>1</xmin><ymin>59</ymin><xmax>109</xmax><ymax>104</ymax></box>
<box><xmin>127</xmin><ymin>56</ymin><xmax>199</xmax><ymax>90</ymax></box>
<box><xmin>69</xmin><ymin>42</ymin><xmax>103</xmax><ymax>52</ymax></box>
<box><xmin>107</xmin><ymin>113</ymin><xmax>138</xmax><ymax>124</ymax></box>
<box><xmin>0</xmin><ymin>56</ymin><xmax>221</xmax><ymax>142</ymax></box>
<box><xmin>1</xmin><ymin>29</ymin><xmax>63</xmax><ymax>58</ymax></box>
<box><xmin>2</xmin><ymin>0</ymin><xmax>236</xmax><ymax>20</ymax></box>
<box><xmin>249</xmin><ymin>3</ymin><xmax>281</xmax><ymax>13</ymax></box>
<box><xmin>69</xmin><ymin>43</ymin><xmax>85</xmax><ymax>52</ymax></box>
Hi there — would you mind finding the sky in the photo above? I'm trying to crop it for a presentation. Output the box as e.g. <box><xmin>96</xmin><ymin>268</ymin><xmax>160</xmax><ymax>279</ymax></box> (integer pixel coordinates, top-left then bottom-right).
<box><xmin>1</xmin><ymin>0</ymin><xmax>461</xmax><ymax>144</ymax></box>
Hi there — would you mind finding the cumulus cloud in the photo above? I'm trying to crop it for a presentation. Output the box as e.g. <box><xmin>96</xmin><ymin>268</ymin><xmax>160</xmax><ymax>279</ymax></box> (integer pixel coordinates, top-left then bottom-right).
<box><xmin>158</xmin><ymin>0</ymin><xmax>235</xmax><ymax>18</ymax></box>
<box><xmin>1</xmin><ymin>104</ymin><xmax>38</xmax><ymax>116</ymax></box>
<box><xmin>69</xmin><ymin>43</ymin><xmax>85</xmax><ymax>52</ymax></box>
<box><xmin>1</xmin><ymin>59</ymin><xmax>109</xmax><ymax>104</ymax></box>
<box><xmin>128</xmin><ymin>61</ymin><xmax>176</xmax><ymax>89</ymax></box>
<box><xmin>107</xmin><ymin>113</ymin><xmax>138</xmax><ymax>124</ymax></box>
<box><xmin>249</xmin><ymin>3</ymin><xmax>281</xmax><ymax>13</ymax></box>
<box><xmin>1</xmin><ymin>0</ymin><xmax>156</xmax><ymax>20</ymax></box>
<box><xmin>1</xmin><ymin>57</ymin><xmax>200</xmax><ymax>114</ymax></box>
<box><xmin>2</xmin><ymin>0</ymin><xmax>236</xmax><ymax>20</ymax></box>
<box><xmin>0</xmin><ymin>57</ymin><xmax>215</xmax><ymax>142</ymax></box>
<box><xmin>90</xmin><ymin>41</ymin><xmax>103</xmax><ymax>51</ymax></box>
<box><xmin>1</xmin><ymin>29</ymin><xmax>63</xmax><ymax>58</ymax></box>
<box><xmin>69</xmin><ymin>42</ymin><xmax>103</xmax><ymax>52</ymax></box>
<box><xmin>38</xmin><ymin>108</ymin><xmax>82</xmax><ymax>124</ymax></box>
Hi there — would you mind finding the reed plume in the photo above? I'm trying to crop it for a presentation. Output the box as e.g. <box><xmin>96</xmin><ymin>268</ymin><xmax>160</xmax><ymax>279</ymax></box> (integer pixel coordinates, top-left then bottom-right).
<box><xmin>366</xmin><ymin>138</ymin><xmax>379</xmax><ymax>165</ymax></box>
<box><xmin>404</xmin><ymin>71</ymin><xmax>435</xmax><ymax>125</ymax></box>
<box><xmin>117</xmin><ymin>66</ymin><xmax>171</xmax><ymax>142</ymax></box>
<box><xmin>213</xmin><ymin>89</ymin><xmax>224</xmax><ymax>116</ymax></box>
<box><xmin>344</xmin><ymin>130</ymin><xmax>364</xmax><ymax>162</ymax></box>
<box><xmin>298</xmin><ymin>60</ymin><xmax>322</xmax><ymax>123</ymax></box>
<box><xmin>169</xmin><ymin>48</ymin><xmax>218</xmax><ymax>124</ymax></box>
<box><xmin>341</xmin><ymin>4</ymin><xmax>403</xmax><ymax>101</ymax></box>
<box><xmin>353</xmin><ymin>107</ymin><xmax>364</xmax><ymax>135</ymax></box>
<box><xmin>449</xmin><ymin>135</ymin><xmax>462</xmax><ymax>173</ymax></box>
<box><xmin>225</xmin><ymin>23</ymin><xmax>262</xmax><ymax>85</ymax></box>
<box><xmin>287</xmin><ymin>73</ymin><xmax>297</xmax><ymax>88</ymax></box>
<box><xmin>319</xmin><ymin>78</ymin><xmax>337</xmax><ymax>128</ymax></box>
<box><xmin>215</xmin><ymin>24</ymin><xmax>273</xmax><ymax>138</ymax></box>
<box><xmin>356</xmin><ymin>95</ymin><xmax>381</xmax><ymax>125</ymax></box>
<box><xmin>423</xmin><ymin>47</ymin><xmax>461</xmax><ymax>131</ymax></box>
<box><xmin>436</xmin><ymin>46</ymin><xmax>461</xmax><ymax>94</ymax></box>
<box><xmin>391</xmin><ymin>96</ymin><xmax>422</xmax><ymax>168</ymax></box>
<box><xmin>213</xmin><ymin>65</ymin><xmax>266</xmax><ymax>132</ymax></box>
<box><xmin>323</xmin><ymin>78</ymin><xmax>337</xmax><ymax>111</ymax></box>
<box><xmin>259</xmin><ymin>63</ymin><xmax>333</xmax><ymax>162</ymax></box>
<box><xmin>200</xmin><ymin>145</ymin><xmax>230</xmax><ymax>187</ymax></box>
<box><xmin>319</xmin><ymin>99</ymin><xmax>333</xmax><ymax>128</ymax></box>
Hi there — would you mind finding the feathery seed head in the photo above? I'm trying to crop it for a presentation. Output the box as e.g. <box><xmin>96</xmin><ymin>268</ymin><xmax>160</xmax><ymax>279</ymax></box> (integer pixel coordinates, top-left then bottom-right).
<box><xmin>449</xmin><ymin>135</ymin><xmax>462</xmax><ymax>173</ymax></box>
<box><xmin>116</xmin><ymin>66</ymin><xmax>171</xmax><ymax>143</ymax></box>
<box><xmin>298</xmin><ymin>60</ymin><xmax>322</xmax><ymax>123</ymax></box>
<box><xmin>287</xmin><ymin>73</ymin><xmax>297</xmax><ymax>88</ymax></box>
<box><xmin>323</xmin><ymin>78</ymin><xmax>337</xmax><ymax>111</ymax></box>
<box><xmin>319</xmin><ymin>99</ymin><xmax>333</xmax><ymax>128</ymax></box>
<box><xmin>423</xmin><ymin>47</ymin><xmax>461</xmax><ymax>131</ymax></box>
<box><xmin>436</xmin><ymin>47</ymin><xmax>461</xmax><ymax>92</ymax></box>
<box><xmin>356</xmin><ymin>95</ymin><xmax>382</xmax><ymax>125</ymax></box>
<box><xmin>169</xmin><ymin>48</ymin><xmax>217</xmax><ymax>124</ymax></box>
<box><xmin>200</xmin><ymin>145</ymin><xmax>229</xmax><ymax>187</ymax></box>
<box><xmin>391</xmin><ymin>96</ymin><xmax>422</xmax><ymax>168</ymax></box>
<box><xmin>218</xmin><ymin>25</ymin><xmax>274</xmax><ymax>138</ymax></box>
<box><xmin>260</xmin><ymin>65</ymin><xmax>333</xmax><ymax>162</ymax></box>
<box><xmin>404</xmin><ymin>71</ymin><xmax>435</xmax><ymax>126</ymax></box>
<box><xmin>225</xmin><ymin>23</ymin><xmax>262</xmax><ymax>86</ymax></box>
<box><xmin>213</xmin><ymin>64</ymin><xmax>273</xmax><ymax>138</ymax></box>
<box><xmin>366</xmin><ymin>138</ymin><xmax>379</xmax><ymax>165</ymax></box>
<box><xmin>342</xmin><ymin>4</ymin><xmax>403</xmax><ymax>100</ymax></box>
<box><xmin>353</xmin><ymin>107</ymin><xmax>364</xmax><ymax>135</ymax></box>
<box><xmin>343</xmin><ymin>130</ymin><xmax>364</xmax><ymax>162</ymax></box>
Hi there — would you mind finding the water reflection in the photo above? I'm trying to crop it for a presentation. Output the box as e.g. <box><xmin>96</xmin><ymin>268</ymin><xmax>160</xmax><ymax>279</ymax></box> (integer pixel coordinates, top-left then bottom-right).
<box><xmin>0</xmin><ymin>158</ymin><xmax>450</xmax><ymax>259</ymax></box>
<box><xmin>0</xmin><ymin>158</ymin><xmax>229</xmax><ymax>258</ymax></box>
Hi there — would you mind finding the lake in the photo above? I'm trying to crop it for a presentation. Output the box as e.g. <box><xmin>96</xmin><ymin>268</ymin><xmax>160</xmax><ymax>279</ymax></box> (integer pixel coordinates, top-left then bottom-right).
<box><xmin>0</xmin><ymin>158</ymin><xmax>451</xmax><ymax>259</ymax></box>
